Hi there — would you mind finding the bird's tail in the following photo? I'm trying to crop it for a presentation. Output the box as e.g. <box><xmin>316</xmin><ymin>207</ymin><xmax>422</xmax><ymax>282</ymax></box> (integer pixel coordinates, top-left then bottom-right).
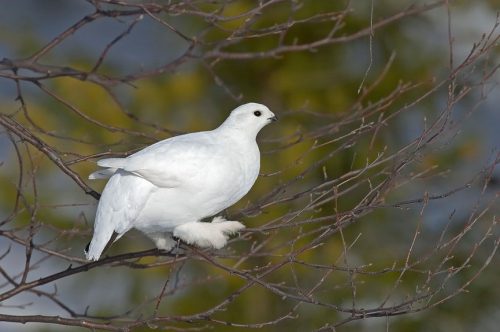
<box><xmin>85</xmin><ymin>231</ymin><xmax>118</xmax><ymax>261</ymax></box>
<box><xmin>87</xmin><ymin>157</ymin><xmax>125</xmax><ymax>180</ymax></box>
<box><xmin>97</xmin><ymin>158</ymin><xmax>126</xmax><ymax>169</ymax></box>
<box><xmin>88</xmin><ymin>168</ymin><xmax>118</xmax><ymax>180</ymax></box>
<box><xmin>85</xmin><ymin>219</ymin><xmax>117</xmax><ymax>261</ymax></box>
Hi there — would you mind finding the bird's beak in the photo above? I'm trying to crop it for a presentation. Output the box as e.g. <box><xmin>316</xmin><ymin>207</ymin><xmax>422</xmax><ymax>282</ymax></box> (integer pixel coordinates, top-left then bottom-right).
<box><xmin>268</xmin><ymin>115</ymin><xmax>278</xmax><ymax>122</ymax></box>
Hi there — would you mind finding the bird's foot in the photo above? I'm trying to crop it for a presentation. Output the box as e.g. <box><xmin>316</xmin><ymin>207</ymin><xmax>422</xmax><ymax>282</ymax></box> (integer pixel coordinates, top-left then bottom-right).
<box><xmin>173</xmin><ymin>219</ymin><xmax>245</xmax><ymax>249</ymax></box>
<box><xmin>211</xmin><ymin>216</ymin><xmax>245</xmax><ymax>235</ymax></box>
<box><xmin>147</xmin><ymin>232</ymin><xmax>177</xmax><ymax>251</ymax></box>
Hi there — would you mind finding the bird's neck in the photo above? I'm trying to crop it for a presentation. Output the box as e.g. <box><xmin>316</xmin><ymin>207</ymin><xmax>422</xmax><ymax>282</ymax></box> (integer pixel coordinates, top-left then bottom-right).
<box><xmin>215</xmin><ymin>123</ymin><xmax>259</xmax><ymax>142</ymax></box>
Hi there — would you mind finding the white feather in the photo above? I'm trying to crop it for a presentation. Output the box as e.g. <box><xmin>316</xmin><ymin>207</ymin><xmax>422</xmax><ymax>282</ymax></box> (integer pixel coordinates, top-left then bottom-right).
<box><xmin>86</xmin><ymin>103</ymin><xmax>276</xmax><ymax>260</ymax></box>
<box><xmin>88</xmin><ymin>168</ymin><xmax>117</xmax><ymax>179</ymax></box>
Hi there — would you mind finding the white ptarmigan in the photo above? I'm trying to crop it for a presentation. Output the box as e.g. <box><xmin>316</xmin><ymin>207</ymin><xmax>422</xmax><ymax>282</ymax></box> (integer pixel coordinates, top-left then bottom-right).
<box><xmin>85</xmin><ymin>103</ymin><xmax>276</xmax><ymax>261</ymax></box>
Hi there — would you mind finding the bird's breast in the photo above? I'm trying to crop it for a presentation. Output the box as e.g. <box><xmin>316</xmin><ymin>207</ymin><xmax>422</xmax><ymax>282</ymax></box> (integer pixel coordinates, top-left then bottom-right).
<box><xmin>186</xmin><ymin>141</ymin><xmax>260</xmax><ymax>212</ymax></box>
<box><xmin>135</xmin><ymin>139</ymin><xmax>261</xmax><ymax>229</ymax></box>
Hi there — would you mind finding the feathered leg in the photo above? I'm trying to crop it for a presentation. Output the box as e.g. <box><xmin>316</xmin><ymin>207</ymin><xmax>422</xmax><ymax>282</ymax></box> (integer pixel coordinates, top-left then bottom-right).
<box><xmin>147</xmin><ymin>232</ymin><xmax>177</xmax><ymax>251</ymax></box>
<box><xmin>172</xmin><ymin>217</ymin><xmax>245</xmax><ymax>249</ymax></box>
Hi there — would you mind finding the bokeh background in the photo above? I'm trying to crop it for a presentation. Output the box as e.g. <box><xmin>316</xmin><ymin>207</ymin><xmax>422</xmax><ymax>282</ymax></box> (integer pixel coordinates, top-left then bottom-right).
<box><xmin>0</xmin><ymin>0</ymin><xmax>498</xmax><ymax>331</ymax></box>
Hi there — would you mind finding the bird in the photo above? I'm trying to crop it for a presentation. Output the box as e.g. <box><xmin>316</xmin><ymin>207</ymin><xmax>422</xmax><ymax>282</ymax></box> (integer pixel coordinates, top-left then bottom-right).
<box><xmin>85</xmin><ymin>103</ymin><xmax>277</xmax><ymax>261</ymax></box>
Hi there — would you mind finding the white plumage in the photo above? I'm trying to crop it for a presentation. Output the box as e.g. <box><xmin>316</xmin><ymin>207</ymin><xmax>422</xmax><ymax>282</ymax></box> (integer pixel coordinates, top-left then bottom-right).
<box><xmin>85</xmin><ymin>103</ymin><xmax>276</xmax><ymax>261</ymax></box>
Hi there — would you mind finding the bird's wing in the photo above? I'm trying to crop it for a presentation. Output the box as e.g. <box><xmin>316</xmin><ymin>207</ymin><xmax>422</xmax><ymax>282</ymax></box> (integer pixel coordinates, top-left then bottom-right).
<box><xmin>101</xmin><ymin>132</ymin><xmax>221</xmax><ymax>188</ymax></box>
<box><xmin>86</xmin><ymin>170</ymin><xmax>153</xmax><ymax>260</ymax></box>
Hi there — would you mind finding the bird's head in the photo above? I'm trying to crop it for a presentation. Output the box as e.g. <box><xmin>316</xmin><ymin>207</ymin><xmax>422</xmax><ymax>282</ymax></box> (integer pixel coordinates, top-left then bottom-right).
<box><xmin>219</xmin><ymin>102</ymin><xmax>277</xmax><ymax>137</ymax></box>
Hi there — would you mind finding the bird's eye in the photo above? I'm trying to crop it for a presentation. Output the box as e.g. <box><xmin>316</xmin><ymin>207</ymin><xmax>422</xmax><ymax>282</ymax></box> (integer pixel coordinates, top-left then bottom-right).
<box><xmin>254</xmin><ymin>110</ymin><xmax>262</xmax><ymax>117</ymax></box>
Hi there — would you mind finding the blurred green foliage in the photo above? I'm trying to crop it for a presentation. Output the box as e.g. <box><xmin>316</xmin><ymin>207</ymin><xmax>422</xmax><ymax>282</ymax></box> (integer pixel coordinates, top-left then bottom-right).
<box><xmin>0</xmin><ymin>0</ymin><xmax>498</xmax><ymax>331</ymax></box>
